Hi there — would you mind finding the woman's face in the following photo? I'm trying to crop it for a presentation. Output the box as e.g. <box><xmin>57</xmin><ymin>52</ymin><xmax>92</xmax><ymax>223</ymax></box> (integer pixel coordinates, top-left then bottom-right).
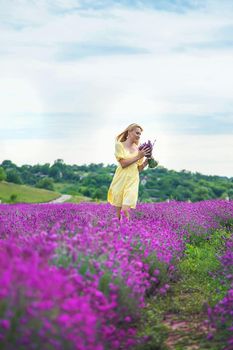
<box><xmin>128</xmin><ymin>127</ymin><xmax>142</xmax><ymax>142</ymax></box>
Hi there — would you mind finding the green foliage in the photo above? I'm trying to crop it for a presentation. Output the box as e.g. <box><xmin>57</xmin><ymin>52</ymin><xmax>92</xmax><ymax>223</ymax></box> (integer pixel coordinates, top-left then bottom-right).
<box><xmin>0</xmin><ymin>167</ymin><xmax>6</xmax><ymax>181</ymax></box>
<box><xmin>219</xmin><ymin>218</ymin><xmax>233</xmax><ymax>232</ymax></box>
<box><xmin>49</xmin><ymin>165</ymin><xmax>63</xmax><ymax>181</ymax></box>
<box><xmin>143</xmin><ymin>252</ymin><xmax>171</xmax><ymax>293</ymax></box>
<box><xmin>136</xmin><ymin>307</ymin><xmax>169</xmax><ymax>350</ymax></box>
<box><xmin>1</xmin><ymin>159</ymin><xmax>233</xmax><ymax>202</ymax></box>
<box><xmin>52</xmin><ymin>246</ymin><xmax>73</xmax><ymax>268</ymax></box>
<box><xmin>36</xmin><ymin>177</ymin><xmax>54</xmax><ymax>191</ymax></box>
<box><xmin>6</xmin><ymin>169</ymin><xmax>22</xmax><ymax>184</ymax></box>
<box><xmin>64</xmin><ymin>195</ymin><xmax>93</xmax><ymax>203</ymax></box>
<box><xmin>0</xmin><ymin>182</ymin><xmax>59</xmax><ymax>203</ymax></box>
<box><xmin>1</xmin><ymin>160</ymin><xmax>17</xmax><ymax>169</ymax></box>
<box><xmin>52</xmin><ymin>247</ymin><xmax>140</xmax><ymax>321</ymax></box>
<box><xmin>10</xmin><ymin>194</ymin><xmax>17</xmax><ymax>203</ymax></box>
<box><xmin>138</xmin><ymin>229</ymin><xmax>231</xmax><ymax>350</ymax></box>
<box><xmin>179</xmin><ymin>230</ymin><xmax>230</xmax><ymax>306</ymax></box>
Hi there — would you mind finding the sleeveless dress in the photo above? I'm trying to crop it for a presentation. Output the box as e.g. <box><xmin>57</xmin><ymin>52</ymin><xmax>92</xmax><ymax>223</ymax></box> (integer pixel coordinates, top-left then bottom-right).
<box><xmin>107</xmin><ymin>141</ymin><xmax>144</xmax><ymax>209</ymax></box>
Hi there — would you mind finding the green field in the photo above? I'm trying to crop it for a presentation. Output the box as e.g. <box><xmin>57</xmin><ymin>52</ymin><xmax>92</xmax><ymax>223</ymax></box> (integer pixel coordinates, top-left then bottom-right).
<box><xmin>0</xmin><ymin>181</ymin><xmax>60</xmax><ymax>203</ymax></box>
<box><xmin>64</xmin><ymin>195</ymin><xmax>94</xmax><ymax>203</ymax></box>
<box><xmin>53</xmin><ymin>182</ymin><xmax>73</xmax><ymax>193</ymax></box>
<box><xmin>53</xmin><ymin>182</ymin><xmax>94</xmax><ymax>203</ymax></box>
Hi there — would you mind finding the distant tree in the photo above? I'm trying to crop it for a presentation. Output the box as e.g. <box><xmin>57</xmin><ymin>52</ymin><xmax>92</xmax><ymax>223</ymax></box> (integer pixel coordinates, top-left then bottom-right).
<box><xmin>228</xmin><ymin>189</ymin><xmax>233</xmax><ymax>199</ymax></box>
<box><xmin>0</xmin><ymin>167</ymin><xmax>6</xmax><ymax>181</ymax></box>
<box><xmin>20</xmin><ymin>171</ymin><xmax>37</xmax><ymax>185</ymax></box>
<box><xmin>21</xmin><ymin>164</ymin><xmax>32</xmax><ymax>170</ymax></box>
<box><xmin>174</xmin><ymin>185</ymin><xmax>192</xmax><ymax>201</ymax></box>
<box><xmin>79</xmin><ymin>186</ymin><xmax>91</xmax><ymax>197</ymax></box>
<box><xmin>210</xmin><ymin>185</ymin><xmax>226</xmax><ymax>197</ymax></box>
<box><xmin>220</xmin><ymin>192</ymin><xmax>229</xmax><ymax>200</ymax></box>
<box><xmin>30</xmin><ymin>164</ymin><xmax>42</xmax><ymax>174</ymax></box>
<box><xmin>1</xmin><ymin>160</ymin><xmax>17</xmax><ymax>170</ymax></box>
<box><xmin>53</xmin><ymin>159</ymin><xmax>65</xmax><ymax>171</ymax></box>
<box><xmin>92</xmin><ymin>188</ymin><xmax>103</xmax><ymax>199</ymax></box>
<box><xmin>36</xmin><ymin>177</ymin><xmax>54</xmax><ymax>191</ymax></box>
<box><xmin>54</xmin><ymin>159</ymin><xmax>64</xmax><ymax>165</ymax></box>
<box><xmin>1</xmin><ymin>159</ymin><xmax>232</xmax><ymax>203</ymax></box>
<box><xmin>6</xmin><ymin>170</ymin><xmax>22</xmax><ymax>184</ymax></box>
<box><xmin>191</xmin><ymin>186</ymin><xmax>211</xmax><ymax>201</ymax></box>
<box><xmin>49</xmin><ymin>166</ymin><xmax>63</xmax><ymax>181</ymax></box>
<box><xmin>82</xmin><ymin>176</ymin><xmax>97</xmax><ymax>186</ymax></box>
<box><xmin>99</xmin><ymin>185</ymin><xmax>108</xmax><ymax>199</ymax></box>
<box><xmin>40</xmin><ymin>163</ymin><xmax>50</xmax><ymax>175</ymax></box>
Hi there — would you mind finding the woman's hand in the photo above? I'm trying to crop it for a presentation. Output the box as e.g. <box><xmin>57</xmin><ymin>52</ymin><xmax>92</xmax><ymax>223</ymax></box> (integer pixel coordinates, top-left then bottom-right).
<box><xmin>138</xmin><ymin>158</ymin><xmax>149</xmax><ymax>172</ymax></box>
<box><xmin>119</xmin><ymin>146</ymin><xmax>151</xmax><ymax>169</ymax></box>
<box><xmin>138</xmin><ymin>145</ymin><xmax>151</xmax><ymax>158</ymax></box>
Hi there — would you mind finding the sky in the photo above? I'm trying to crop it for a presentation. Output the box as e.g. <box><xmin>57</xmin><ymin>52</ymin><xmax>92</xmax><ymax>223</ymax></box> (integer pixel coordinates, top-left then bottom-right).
<box><xmin>0</xmin><ymin>0</ymin><xmax>233</xmax><ymax>177</ymax></box>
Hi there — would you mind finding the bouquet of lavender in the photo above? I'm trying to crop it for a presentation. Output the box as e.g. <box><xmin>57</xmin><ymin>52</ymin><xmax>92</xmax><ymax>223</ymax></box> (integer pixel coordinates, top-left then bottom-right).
<box><xmin>139</xmin><ymin>139</ymin><xmax>158</xmax><ymax>168</ymax></box>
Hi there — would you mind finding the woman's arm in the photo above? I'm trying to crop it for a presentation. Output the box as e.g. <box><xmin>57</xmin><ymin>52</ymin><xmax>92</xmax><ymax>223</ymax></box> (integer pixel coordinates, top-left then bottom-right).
<box><xmin>138</xmin><ymin>158</ymin><xmax>148</xmax><ymax>172</ymax></box>
<box><xmin>119</xmin><ymin>147</ymin><xmax>150</xmax><ymax>169</ymax></box>
<box><xmin>119</xmin><ymin>154</ymin><xmax>142</xmax><ymax>168</ymax></box>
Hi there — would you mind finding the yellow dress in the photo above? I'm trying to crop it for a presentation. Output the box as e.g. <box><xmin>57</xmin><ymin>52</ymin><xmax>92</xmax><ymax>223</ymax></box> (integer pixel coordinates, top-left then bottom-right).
<box><xmin>107</xmin><ymin>141</ymin><xmax>144</xmax><ymax>209</ymax></box>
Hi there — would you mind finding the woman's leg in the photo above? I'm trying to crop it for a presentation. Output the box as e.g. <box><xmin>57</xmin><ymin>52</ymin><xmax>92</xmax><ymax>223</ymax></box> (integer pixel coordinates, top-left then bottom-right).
<box><xmin>122</xmin><ymin>205</ymin><xmax>131</xmax><ymax>220</ymax></box>
<box><xmin>116</xmin><ymin>206</ymin><xmax>122</xmax><ymax>220</ymax></box>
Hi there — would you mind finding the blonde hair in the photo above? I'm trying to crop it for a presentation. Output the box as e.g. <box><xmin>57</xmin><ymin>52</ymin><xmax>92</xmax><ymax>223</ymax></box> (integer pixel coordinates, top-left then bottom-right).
<box><xmin>116</xmin><ymin>123</ymin><xmax>143</xmax><ymax>145</ymax></box>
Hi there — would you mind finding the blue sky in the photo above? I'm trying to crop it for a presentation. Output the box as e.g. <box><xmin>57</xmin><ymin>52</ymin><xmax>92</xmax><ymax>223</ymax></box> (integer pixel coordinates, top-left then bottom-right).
<box><xmin>0</xmin><ymin>0</ymin><xmax>232</xmax><ymax>177</ymax></box>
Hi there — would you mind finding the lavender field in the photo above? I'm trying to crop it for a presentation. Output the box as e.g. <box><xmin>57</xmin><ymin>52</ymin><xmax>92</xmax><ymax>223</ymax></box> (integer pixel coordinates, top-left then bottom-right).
<box><xmin>0</xmin><ymin>200</ymin><xmax>232</xmax><ymax>350</ymax></box>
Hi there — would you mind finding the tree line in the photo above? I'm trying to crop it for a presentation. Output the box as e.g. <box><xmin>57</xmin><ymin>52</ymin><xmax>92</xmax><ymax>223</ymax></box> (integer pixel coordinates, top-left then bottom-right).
<box><xmin>0</xmin><ymin>159</ymin><xmax>232</xmax><ymax>202</ymax></box>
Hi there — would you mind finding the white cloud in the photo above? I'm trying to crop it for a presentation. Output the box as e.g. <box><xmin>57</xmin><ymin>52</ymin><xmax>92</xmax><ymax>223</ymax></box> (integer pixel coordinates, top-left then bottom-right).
<box><xmin>0</xmin><ymin>1</ymin><xmax>232</xmax><ymax>176</ymax></box>
<box><xmin>0</xmin><ymin>78</ymin><xmax>44</xmax><ymax>115</ymax></box>
<box><xmin>157</xmin><ymin>134</ymin><xmax>233</xmax><ymax>177</ymax></box>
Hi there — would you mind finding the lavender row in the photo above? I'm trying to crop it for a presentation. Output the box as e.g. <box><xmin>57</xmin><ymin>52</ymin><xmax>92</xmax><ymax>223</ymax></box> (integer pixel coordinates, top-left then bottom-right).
<box><xmin>207</xmin><ymin>235</ymin><xmax>233</xmax><ymax>350</ymax></box>
<box><xmin>0</xmin><ymin>200</ymin><xmax>233</xmax><ymax>349</ymax></box>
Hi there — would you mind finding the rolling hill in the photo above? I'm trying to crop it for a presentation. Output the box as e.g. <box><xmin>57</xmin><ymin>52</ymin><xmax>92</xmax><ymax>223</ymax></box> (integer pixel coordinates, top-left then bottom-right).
<box><xmin>0</xmin><ymin>181</ymin><xmax>60</xmax><ymax>204</ymax></box>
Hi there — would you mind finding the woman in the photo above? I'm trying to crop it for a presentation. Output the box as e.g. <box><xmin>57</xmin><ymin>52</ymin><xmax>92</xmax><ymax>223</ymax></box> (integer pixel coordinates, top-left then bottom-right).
<box><xmin>107</xmin><ymin>123</ymin><xmax>151</xmax><ymax>220</ymax></box>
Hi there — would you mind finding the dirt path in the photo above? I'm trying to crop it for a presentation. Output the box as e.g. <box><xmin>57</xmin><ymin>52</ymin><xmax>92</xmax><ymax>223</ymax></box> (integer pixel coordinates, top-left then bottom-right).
<box><xmin>140</xmin><ymin>230</ymin><xmax>230</xmax><ymax>350</ymax></box>
<box><xmin>163</xmin><ymin>312</ymin><xmax>213</xmax><ymax>350</ymax></box>
<box><xmin>48</xmin><ymin>194</ymin><xmax>71</xmax><ymax>203</ymax></box>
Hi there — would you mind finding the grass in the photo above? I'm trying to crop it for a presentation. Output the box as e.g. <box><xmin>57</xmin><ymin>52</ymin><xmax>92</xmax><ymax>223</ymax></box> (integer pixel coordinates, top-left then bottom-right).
<box><xmin>0</xmin><ymin>181</ymin><xmax>60</xmax><ymax>203</ymax></box>
<box><xmin>137</xmin><ymin>229</ymin><xmax>231</xmax><ymax>350</ymax></box>
<box><xmin>53</xmin><ymin>182</ymin><xmax>94</xmax><ymax>203</ymax></box>
<box><xmin>53</xmin><ymin>182</ymin><xmax>73</xmax><ymax>193</ymax></box>
<box><xmin>53</xmin><ymin>182</ymin><xmax>109</xmax><ymax>204</ymax></box>
<box><xmin>64</xmin><ymin>195</ymin><xmax>94</xmax><ymax>203</ymax></box>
